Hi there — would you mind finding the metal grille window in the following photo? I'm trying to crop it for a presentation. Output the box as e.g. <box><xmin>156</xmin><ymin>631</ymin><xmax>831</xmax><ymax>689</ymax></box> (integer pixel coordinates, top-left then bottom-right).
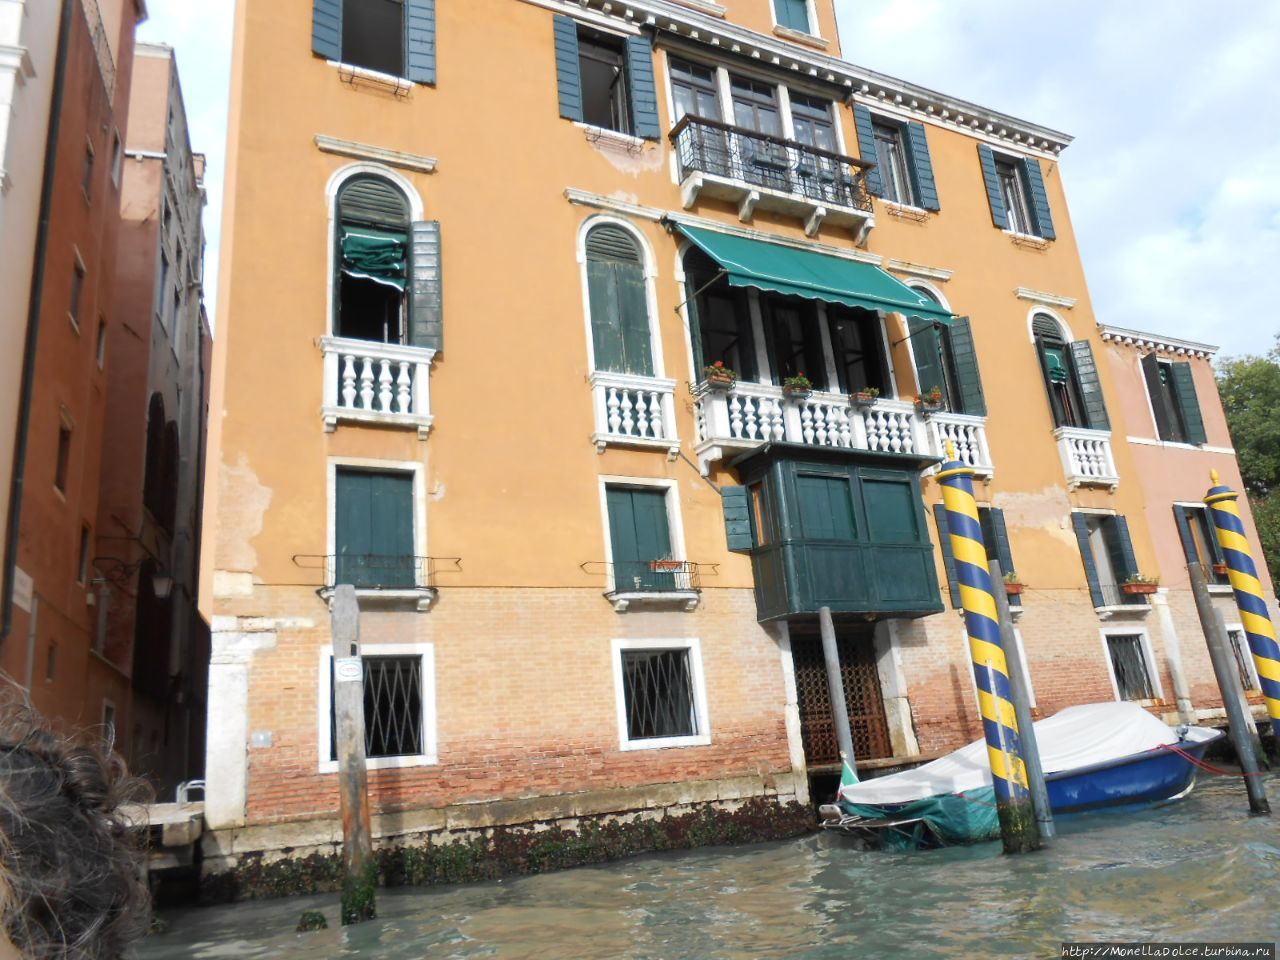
<box><xmin>1107</xmin><ymin>634</ymin><xmax>1156</xmax><ymax>701</ymax></box>
<box><xmin>1228</xmin><ymin>629</ymin><xmax>1259</xmax><ymax>693</ymax></box>
<box><xmin>621</xmin><ymin>648</ymin><xmax>698</xmax><ymax>741</ymax></box>
<box><xmin>329</xmin><ymin>655</ymin><xmax>424</xmax><ymax>759</ymax></box>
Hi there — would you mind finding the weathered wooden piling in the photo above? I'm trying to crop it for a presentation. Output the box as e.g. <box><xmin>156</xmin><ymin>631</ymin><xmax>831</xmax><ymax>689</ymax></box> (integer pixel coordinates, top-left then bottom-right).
<box><xmin>1188</xmin><ymin>562</ymin><xmax>1270</xmax><ymax>815</ymax></box>
<box><xmin>818</xmin><ymin>605</ymin><xmax>857</xmax><ymax>779</ymax></box>
<box><xmin>330</xmin><ymin>585</ymin><xmax>377</xmax><ymax>923</ymax></box>
<box><xmin>937</xmin><ymin>446</ymin><xmax>1038</xmax><ymax>854</ymax></box>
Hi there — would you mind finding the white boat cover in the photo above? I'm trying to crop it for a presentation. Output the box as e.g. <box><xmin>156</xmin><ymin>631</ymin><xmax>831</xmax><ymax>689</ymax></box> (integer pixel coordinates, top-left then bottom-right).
<box><xmin>839</xmin><ymin>702</ymin><xmax>1203</xmax><ymax>806</ymax></box>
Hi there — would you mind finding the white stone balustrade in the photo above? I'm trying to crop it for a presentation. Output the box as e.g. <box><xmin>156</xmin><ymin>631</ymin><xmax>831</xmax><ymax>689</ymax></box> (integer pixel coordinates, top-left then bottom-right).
<box><xmin>1055</xmin><ymin>426</ymin><xmax>1120</xmax><ymax>490</ymax></box>
<box><xmin>590</xmin><ymin>372</ymin><xmax>680</xmax><ymax>458</ymax></box>
<box><xmin>926</xmin><ymin>412</ymin><xmax>994</xmax><ymax>478</ymax></box>
<box><xmin>321</xmin><ymin>336</ymin><xmax>435</xmax><ymax>438</ymax></box>
<box><xmin>694</xmin><ymin>385</ymin><xmax>933</xmax><ymax>471</ymax></box>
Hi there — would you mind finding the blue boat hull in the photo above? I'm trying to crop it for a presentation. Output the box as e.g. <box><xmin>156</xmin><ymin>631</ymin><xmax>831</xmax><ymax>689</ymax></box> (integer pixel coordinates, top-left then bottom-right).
<box><xmin>1045</xmin><ymin>730</ymin><xmax>1223</xmax><ymax>816</ymax></box>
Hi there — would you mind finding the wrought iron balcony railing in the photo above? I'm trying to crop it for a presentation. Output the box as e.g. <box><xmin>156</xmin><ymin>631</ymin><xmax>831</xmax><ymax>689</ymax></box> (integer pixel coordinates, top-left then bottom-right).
<box><xmin>293</xmin><ymin>554</ymin><xmax>461</xmax><ymax>610</ymax></box>
<box><xmin>670</xmin><ymin>115</ymin><xmax>873</xmax><ymax>221</ymax></box>
<box><xmin>582</xmin><ymin>560</ymin><xmax>711</xmax><ymax>612</ymax></box>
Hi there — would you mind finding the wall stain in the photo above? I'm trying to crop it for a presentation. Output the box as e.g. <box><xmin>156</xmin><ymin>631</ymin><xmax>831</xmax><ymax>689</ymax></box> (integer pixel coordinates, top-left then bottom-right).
<box><xmin>215</xmin><ymin>454</ymin><xmax>272</xmax><ymax>574</ymax></box>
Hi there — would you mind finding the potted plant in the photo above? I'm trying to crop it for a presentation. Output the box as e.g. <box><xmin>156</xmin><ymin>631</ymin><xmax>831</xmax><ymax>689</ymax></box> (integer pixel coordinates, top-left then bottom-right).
<box><xmin>702</xmin><ymin>361</ymin><xmax>737</xmax><ymax>391</ymax></box>
<box><xmin>849</xmin><ymin>386</ymin><xmax>880</xmax><ymax>407</ymax></box>
<box><xmin>782</xmin><ymin>373</ymin><xmax>813</xmax><ymax>400</ymax></box>
<box><xmin>914</xmin><ymin>386</ymin><xmax>944</xmax><ymax>413</ymax></box>
<box><xmin>1003</xmin><ymin>571</ymin><xmax>1025</xmax><ymax>596</ymax></box>
<box><xmin>1121</xmin><ymin>574</ymin><xmax>1160</xmax><ymax>596</ymax></box>
<box><xmin>1212</xmin><ymin>562</ymin><xmax>1230</xmax><ymax>577</ymax></box>
<box><xmin>650</xmin><ymin>558</ymin><xmax>684</xmax><ymax>572</ymax></box>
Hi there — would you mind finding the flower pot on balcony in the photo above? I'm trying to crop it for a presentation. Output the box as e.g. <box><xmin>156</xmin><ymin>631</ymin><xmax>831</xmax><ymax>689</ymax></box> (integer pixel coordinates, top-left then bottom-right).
<box><xmin>704</xmin><ymin>373</ymin><xmax>736</xmax><ymax>392</ymax></box>
<box><xmin>783</xmin><ymin>386</ymin><xmax>812</xmax><ymax>402</ymax></box>
<box><xmin>1122</xmin><ymin>582</ymin><xmax>1159</xmax><ymax>596</ymax></box>
<box><xmin>1004</xmin><ymin>582</ymin><xmax>1025</xmax><ymax>597</ymax></box>
<box><xmin>915</xmin><ymin>400</ymin><xmax>943</xmax><ymax>416</ymax></box>
<box><xmin>849</xmin><ymin>391</ymin><xmax>879</xmax><ymax>407</ymax></box>
<box><xmin>1212</xmin><ymin>563</ymin><xmax>1229</xmax><ymax>577</ymax></box>
<box><xmin>649</xmin><ymin>560</ymin><xmax>684</xmax><ymax>572</ymax></box>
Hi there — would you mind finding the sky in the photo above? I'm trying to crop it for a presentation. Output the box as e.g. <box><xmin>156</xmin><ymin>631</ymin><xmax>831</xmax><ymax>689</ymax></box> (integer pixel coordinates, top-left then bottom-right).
<box><xmin>139</xmin><ymin>1</ymin><xmax>1280</xmax><ymax>359</ymax></box>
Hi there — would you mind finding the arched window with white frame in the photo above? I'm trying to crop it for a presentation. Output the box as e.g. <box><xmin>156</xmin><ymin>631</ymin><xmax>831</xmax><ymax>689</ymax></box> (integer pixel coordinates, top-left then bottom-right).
<box><xmin>584</xmin><ymin>223</ymin><xmax>655</xmax><ymax>377</ymax></box>
<box><xmin>1029</xmin><ymin>311</ymin><xmax>1110</xmax><ymax>431</ymax></box>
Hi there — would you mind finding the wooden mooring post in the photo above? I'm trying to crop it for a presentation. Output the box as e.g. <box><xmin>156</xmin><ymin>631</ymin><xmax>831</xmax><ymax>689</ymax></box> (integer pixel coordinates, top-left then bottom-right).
<box><xmin>1188</xmin><ymin>562</ymin><xmax>1270</xmax><ymax>816</ymax></box>
<box><xmin>818</xmin><ymin>605</ymin><xmax>857</xmax><ymax>778</ymax></box>
<box><xmin>331</xmin><ymin>585</ymin><xmax>378</xmax><ymax>923</ymax></box>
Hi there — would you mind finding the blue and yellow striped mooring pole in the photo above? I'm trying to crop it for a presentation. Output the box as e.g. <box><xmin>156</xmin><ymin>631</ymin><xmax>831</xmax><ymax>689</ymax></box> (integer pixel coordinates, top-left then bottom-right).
<box><xmin>1205</xmin><ymin>470</ymin><xmax>1280</xmax><ymax>725</ymax></box>
<box><xmin>938</xmin><ymin>444</ymin><xmax>1038</xmax><ymax>852</ymax></box>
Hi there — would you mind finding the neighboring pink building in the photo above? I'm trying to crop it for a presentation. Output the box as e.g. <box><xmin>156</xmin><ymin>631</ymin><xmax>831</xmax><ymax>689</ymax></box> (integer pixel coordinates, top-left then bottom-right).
<box><xmin>1099</xmin><ymin>324</ymin><xmax>1275</xmax><ymax>717</ymax></box>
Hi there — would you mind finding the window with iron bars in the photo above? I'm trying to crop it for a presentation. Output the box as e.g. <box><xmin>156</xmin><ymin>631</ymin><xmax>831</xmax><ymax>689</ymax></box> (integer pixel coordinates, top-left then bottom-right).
<box><xmin>1106</xmin><ymin>634</ymin><xmax>1156</xmax><ymax>701</ymax></box>
<box><xmin>329</xmin><ymin>655</ymin><xmax>424</xmax><ymax>759</ymax></box>
<box><xmin>621</xmin><ymin>648</ymin><xmax>698</xmax><ymax>741</ymax></box>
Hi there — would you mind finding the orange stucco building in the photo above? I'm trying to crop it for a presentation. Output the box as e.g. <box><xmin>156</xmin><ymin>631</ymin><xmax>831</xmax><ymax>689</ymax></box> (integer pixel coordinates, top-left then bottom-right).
<box><xmin>202</xmin><ymin>0</ymin><xmax>1274</xmax><ymax>880</ymax></box>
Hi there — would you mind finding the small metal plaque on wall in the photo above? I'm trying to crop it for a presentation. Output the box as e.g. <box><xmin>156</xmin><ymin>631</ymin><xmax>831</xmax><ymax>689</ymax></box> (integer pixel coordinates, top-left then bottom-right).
<box><xmin>334</xmin><ymin>657</ymin><xmax>363</xmax><ymax>683</ymax></box>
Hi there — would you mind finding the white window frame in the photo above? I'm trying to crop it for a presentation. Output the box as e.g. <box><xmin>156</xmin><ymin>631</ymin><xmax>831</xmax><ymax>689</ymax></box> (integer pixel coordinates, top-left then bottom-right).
<box><xmin>324</xmin><ymin>163</ymin><xmax>425</xmax><ymax>340</ymax></box>
<box><xmin>576</xmin><ymin>215</ymin><xmax>667</xmax><ymax>379</ymax></box>
<box><xmin>326</xmin><ymin>456</ymin><xmax>427</xmax><ymax>589</ymax></box>
<box><xmin>316</xmin><ymin>642</ymin><xmax>437</xmax><ymax>773</ymax></box>
<box><xmin>768</xmin><ymin>0</ymin><xmax>820</xmax><ymax>38</ymax></box>
<box><xmin>1225</xmin><ymin>622</ymin><xmax>1261</xmax><ymax>693</ymax></box>
<box><xmin>611</xmin><ymin>637</ymin><xmax>711</xmax><ymax>751</ymax></box>
<box><xmin>597</xmin><ymin>475</ymin><xmax>687</xmax><ymax>595</ymax></box>
<box><xmin>1099</xmin><ymin>627</ymin><xmax>1163</xmax><ymax>703</ymax></box>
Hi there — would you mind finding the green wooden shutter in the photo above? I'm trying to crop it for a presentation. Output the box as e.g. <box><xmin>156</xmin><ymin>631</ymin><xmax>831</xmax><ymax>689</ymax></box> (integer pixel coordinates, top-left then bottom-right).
<box><xmin>1141</xmin><ymin>353</ymin><xmax>1176</xmax><ymax>440</ymax></box>
<box><xmin>987</xmin><ymin>508</ymin><xmax>1015</xmax><ymax>576</ymax></box>
<box><xmin>945</xmin><ymin>317</ymin><xmax>986</xmax><ymax>416</ymax></box>
<box><xmin>796</xmin><ymin>476</ymin><xmax>856</xmax><ymax>540</ymax></box>
<box><xmin>410</xmin><ymin>220</ymin><xmax>442</xmax><ymax>352</ymax></box>
<box><xmin>607</xmin><ymin>488</ymin><xmax>673</xmax><ymax>591</ymax></box>
<box><xmin>904</xmin><ymin>121</ymin><xmax>939</xmax><ymax>211</ymax></box>
<box><xmin>852</xmin><ymin>104</ymin><xmax>883</xmax><ymax>197</ymax></box>
<box><xmin>932</xmin><ymin>503</ymin><xmax>960</xmax><ymax>608</ymax></box>
<box><xmin>1170</xmin><ymin>362</ymin><xmax>1207</xmax><ymax>444</ymax></box>
<box><xmin>336</xmin><ymin>470</ymin><xmax>414</xmax><ymax>588</ymax></box>
<box><xmin>1071</xmin><ymin>512</ymin><xmax>1106</xmax><ymax>608</ymax></box>
<box><xmin>721</xmin><ymin>486</ymin><xmax>753</xmax><ymax>553</ymax></box>
<box><xmin>625</xmin><ymin>36</ymin><xmax>660</xmax><ymax>139</ymax></box>
<box><xmin>1105</xmin><ymin>515</ymin><xmax>1139</xmax><ymax>581</ymax></box>
<box><xmin>312</xmin><ymin>0</ymin><xmax>342</xmax><ymax>60</ymax></box>
<box><xmin>775</xmin><ymin>0</ymin><xmax>810</xmax><ymax>31</ymax></box>
<box><xmin>587</xmin><ymin>259</ymin><xmax>624</xmax><ymax>372</ymax></box>
<box><xmin>616</xmin><ymin>262</ymin><xmax>654</xmax><ymax>376</ymax></box>
<box><xmin>977</xmin><ymin>144</ymin><xmax>1009</xmax><ymax>229</ymax></box>
<box><xmin>553</xmin><ymin>15</ymin><xmax>583</xmax><ymax>122</ymax></box>
<box><xmin>1173</xmin><ymin>506</ymin><xmax>1198</xmax><ymax>565</ymax></box>
<box><xmin>909</xmin><ymin>318</ymin><xmax>947</xmax><ymax>405</ymax></box>
<box><xmin>405</xmin><ymin>0</ymin><xmax>436</xmax><ymax>85</ymax></box>
<box><xmin>1020</xmin><ymin>157</ymin><xmax>1056</xmax><ymax>240</ymax></box>
<box><xmin>1068</xmin><ymin>340</ymin><xmax>1110</xmax><ymax>430</ymax></box>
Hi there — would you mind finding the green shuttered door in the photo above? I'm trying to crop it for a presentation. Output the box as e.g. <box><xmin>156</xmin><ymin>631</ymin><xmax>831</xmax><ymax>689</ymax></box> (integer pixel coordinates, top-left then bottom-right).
<box><xmin>977</xmin><ymin>144</ymin><xmax>1009</xmax><ymax>229</ymax></box>
<box><xmin>1170</xmin><ymin>362</ymin><xmax>1207</xmax><ymax>444</ymax></box>
<box><xmin>1068</xmin><ymin>340</ymin><xmax>1110</xmax><ymax>431</ymax></box>
<box><xmin>721</xmin><ymin>486</ymin><xmax>753</xmax><ymax>553</ymax></box>
<box><xmin>852</xmin><ymin>104</ymin><xmax>883</xmax><ymax>197</ymax></box>
<box><xmin>587</xmin><ymin>258</ymin><xmax>653</xmax><ymax>376</ymax></box>
<box><xmin>336</xmin><ymin>469</ymin><xmax>415</xmax><ymax>588</ymax></box>
<box><xmin>625</xmin><ymin>36</ymin><xmax>660</xmax><ymax>139</ymax></box>
<box><xmin>607</xmin><ymin>487</ymin><xmax>675</xmax><ymax>591</ymax></box>
<box><xmin>903</xmin><ymin>122</ymin><xmax>939</xmax><ymax>211</ymax></box>
<box><xmin>947</xmin><ymin>316</ymin><xmax>986</xmax><ymax>416</ymax></box>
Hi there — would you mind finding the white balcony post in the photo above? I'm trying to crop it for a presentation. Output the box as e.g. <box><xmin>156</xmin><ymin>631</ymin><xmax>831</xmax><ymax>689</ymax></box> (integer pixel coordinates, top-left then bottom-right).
<box><xmin>323</xmin><ymin>348</ymin><xmax>339</xmax><ymax>410</ymax></box>
<box><xmin>850</xmin><ymin>407</ymin><xmax>869</xmax><ymax>449</ymax></box>
<box><xmin>782</xmin><ymin>398</ymin><xmax>804</xmax><ymax>443</ymax></box>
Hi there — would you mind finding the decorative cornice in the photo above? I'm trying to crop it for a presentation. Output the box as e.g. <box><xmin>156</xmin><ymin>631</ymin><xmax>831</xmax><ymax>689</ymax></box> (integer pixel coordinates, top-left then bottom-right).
<box><xmin>0</xmin><ymin>44</ymin><xmax>34</xmax><ymax>79</ymax></box>
<box><xmin>1015</xmin><ymin>287</ymin><xmax>1076</xmax><ymax>309</ymax></box>
<box><xmin>564</xmin><ymin>188</ymin><xmax>884</xmax><ymax>264</ymax></box>
<box><xmin>1098</xmin><ymin>324</ymin><xmax>1218</xmax><ymax>360</ymax></box>
<box><xmin>549</xmin><ymin>0</ymin><xmax>1072</xmax><ymax>157</ymax></box>
<box><xmin>886</xmin><ymin>259</ymin><xmax>952</xmax><ymax>282</ymax></box>
<box><xmin>314</xmin><ymin>135</ymin><xmax>438</xmax><ymax>174</ymax></box>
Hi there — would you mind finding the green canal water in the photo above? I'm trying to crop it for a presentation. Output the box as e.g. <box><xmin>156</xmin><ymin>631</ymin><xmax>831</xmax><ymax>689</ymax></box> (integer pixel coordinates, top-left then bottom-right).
<box><xmin>142</xmin><ymin>774</ymin><xmax>1280</xmax><ymax>959</ymax></box>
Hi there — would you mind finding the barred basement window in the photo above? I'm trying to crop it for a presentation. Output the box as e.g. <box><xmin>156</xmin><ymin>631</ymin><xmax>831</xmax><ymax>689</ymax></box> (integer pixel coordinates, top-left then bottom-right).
<box><xmin>329</xmin><ymin>655</ymin><xmax>423</xmax><ymax>759</ymax></box>
<box><xmin>621</xmin><ymin>648</ymin><xmax>697</xmax><ymax>741</ymax></box>
<box><xmin>1106</xmin><ymin>634</ymin><xmax>1156</xmax><ymax>701</ymax></box>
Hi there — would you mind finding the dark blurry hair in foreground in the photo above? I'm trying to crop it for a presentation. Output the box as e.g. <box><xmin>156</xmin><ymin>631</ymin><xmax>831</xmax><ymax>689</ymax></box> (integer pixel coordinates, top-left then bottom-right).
<box><xmin>0</xmin><ymin>692</ymin><xmax>152</xmax><ymax>959</ymax></box>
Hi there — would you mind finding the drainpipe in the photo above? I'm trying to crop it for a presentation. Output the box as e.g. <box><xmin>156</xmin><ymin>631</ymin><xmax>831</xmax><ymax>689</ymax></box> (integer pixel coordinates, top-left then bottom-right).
<box><xmin>1</xmin><ymin>0</ymin><xmax>76</xmax><ymax>644</ymax></box>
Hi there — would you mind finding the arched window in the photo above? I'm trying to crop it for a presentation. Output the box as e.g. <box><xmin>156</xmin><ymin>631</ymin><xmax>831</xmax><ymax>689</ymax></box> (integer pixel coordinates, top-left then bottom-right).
<box><xmin>1032</xmin><ymin>314</ymin><xmax>1087</xmax><ymax>428</ymax></box>
<box><xmin>585</xmin><ymin>224</ymin><xmax>653</xmax><ymax>376</ymax></box>
<box><xmin>335</xmin><ymin>175</ymin><xmax>411</xmax><ymax>344</ymax></box>
<box><xmin>143</xmin><ymin>394</ymin><xmax>165</xmax><ymax>523</ymax></box>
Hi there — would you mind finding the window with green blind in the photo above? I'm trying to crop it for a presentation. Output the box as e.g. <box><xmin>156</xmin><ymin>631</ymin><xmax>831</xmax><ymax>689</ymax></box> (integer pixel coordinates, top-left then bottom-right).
<box><xmin>1032</xmin><ymin>317</ymin><xmax>1109</xmax><ymax>431</ymax></box>
<box><xmin>795</xmin><ymin>474</ymin><xmax>857</xmax><ymax>540</ymax></box>
<box><xmin>907</xmin><ymin>311</ymin><xmax>986</xmax><ymax>416</ymax></box>
<box><xmin>774</xmin><ymin>0</ymin><xmax>812</xmax><ymax>32</ymax></box>
<box><xmin>585</xmin><ymin>225</ymin><xmax>654</xmax><ymax>377</ymax></box>
<box><xmin>1142</xmin><ymin>354</ymin><xmax>1207</xmax><ymax>445</ymax></box>
<box><xmin>335</xmin><ymin>468</ymin><xmax>416</xmax><ymax>588</ymax></box>
<box><xmin>606</xmin><ymin>486</ymin><xmax>676</xmax><ymax>592</ymax></box>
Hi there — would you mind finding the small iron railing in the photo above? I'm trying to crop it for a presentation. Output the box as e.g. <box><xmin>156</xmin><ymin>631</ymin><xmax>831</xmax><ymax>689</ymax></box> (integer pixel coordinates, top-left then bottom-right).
<box><xmin>1097</xmin><ymin>581</ymin><xmax>1150</xmax><ymax>608</ymax></box>
<box><xmin>292</xmin><ymin>554</ymin><xmax>461</xmax><ymax>591</ymax></box>
<box><xmin>80</xmin><ymin>0</ymin><xmax>117</xmax><ymax>100</ymax></box>
<box><xmin>581</xmin><ymin>560</ymin><xmax>709</xmax><ymax>594</ymax></box>
<box><xmin>669</xmin><ymin>115</ymin><xmax>873</xmax><ymax>212</ymax></box>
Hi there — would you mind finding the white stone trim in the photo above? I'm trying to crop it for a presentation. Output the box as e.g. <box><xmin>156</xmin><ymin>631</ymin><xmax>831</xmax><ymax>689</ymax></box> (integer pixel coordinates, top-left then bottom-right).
<box><xmin>611</xmin><ymin>637</ymin><xmax>711</xmax><ymax>751</ymax></box>
<box><xmin>885</xmin><ymin>260</ymin><xmax>952</xmax><ymax>282</ymax></box>
<box><xmin>1099</xmin><ymin>626</ymin><xmax>1165</xmax><ymax>704</ymax></box>
<box><xmin>315</xmin><ymin>135</ymin><xmax>438</xmax><ymax>174</ymax></box>
<box><xmin>316</xmin><ymin>643</ymin><xmax>438</xmax><ymax>773</ymax></box>
<box><xmin>1025</xmin><ymin>304</ymin><xmax>1071</xmax><ymax>344</ymax></box>
<box><xmin>1098</xmin><ymin>325</ymin><xmax>1218</xmax><ymax>360</ymax></box>
<box><xmin>1014</xmin><ymin>287</ymin><xmax>1076</xmax><ymax>310</ymax></box>
<box><xmin>1125</xmin><ymin>436</ymin><xmax>1235</xmax><ymax>455</ymax></box>
<box><xmin>324</xmin><ymin>60</ymin><xmax>414</xmax><ymax>93</ymax></box>
<box><xmin>575</xmin><ymin>123</ymin><xmax>649</xmax><ymax>151</ymax></box>
<box><xmin>596</xmin><ymin>475</ymin><xmax>687</xmax><ymax>596</ymax></box>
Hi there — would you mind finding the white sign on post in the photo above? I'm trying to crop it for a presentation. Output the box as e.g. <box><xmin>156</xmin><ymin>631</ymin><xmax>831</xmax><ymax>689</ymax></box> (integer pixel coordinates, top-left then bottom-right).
<box><xmin>334</xmin><ymin>657</ymin><xmax>363</xmax><ymax>683</ymax></box>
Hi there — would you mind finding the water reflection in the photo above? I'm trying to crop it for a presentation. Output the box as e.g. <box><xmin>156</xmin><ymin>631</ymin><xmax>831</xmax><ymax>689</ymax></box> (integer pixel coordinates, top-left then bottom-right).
<box><xmin>142</xmin><ymin>775</ymin><xmax>1280</xmax><ymax>959</ymax></box>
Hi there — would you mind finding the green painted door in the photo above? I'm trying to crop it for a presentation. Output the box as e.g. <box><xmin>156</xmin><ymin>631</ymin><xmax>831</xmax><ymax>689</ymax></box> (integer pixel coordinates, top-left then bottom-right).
<box><xmin>336</xmin><ymin>469</ymin><xmax>415</xmax><ymax>588</ymax></box>
<box><xmin>607</xmin><ymin>487</ymin><xmax>676</xmax><ymax>592</ymax></box>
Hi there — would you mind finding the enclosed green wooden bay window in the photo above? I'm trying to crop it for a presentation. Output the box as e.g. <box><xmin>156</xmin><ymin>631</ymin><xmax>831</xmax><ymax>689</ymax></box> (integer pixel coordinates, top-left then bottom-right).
<box><xmin>723</xmin><ymin>445</ymin><xmax>943</xmax><ymax>621</ymax></box>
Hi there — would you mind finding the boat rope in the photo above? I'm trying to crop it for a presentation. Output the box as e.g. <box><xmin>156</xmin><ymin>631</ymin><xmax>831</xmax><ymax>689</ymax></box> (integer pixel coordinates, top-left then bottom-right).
<box><xmin>1154</xmin><ymin>742</ymin><xmax>1267</xmax><ymax>778</ymax></box>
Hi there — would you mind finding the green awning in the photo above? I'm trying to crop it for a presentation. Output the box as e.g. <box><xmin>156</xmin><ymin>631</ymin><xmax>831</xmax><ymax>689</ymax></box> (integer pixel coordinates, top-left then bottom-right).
<box><xmin>341</xmin><ymin>228</ymin><xmax>407</xmax><ymax>291</ymax></box>
<box><xmin>676</xmin><ymin>223</ymin><xmax>952</xmax><ymax>322</ymax></box>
